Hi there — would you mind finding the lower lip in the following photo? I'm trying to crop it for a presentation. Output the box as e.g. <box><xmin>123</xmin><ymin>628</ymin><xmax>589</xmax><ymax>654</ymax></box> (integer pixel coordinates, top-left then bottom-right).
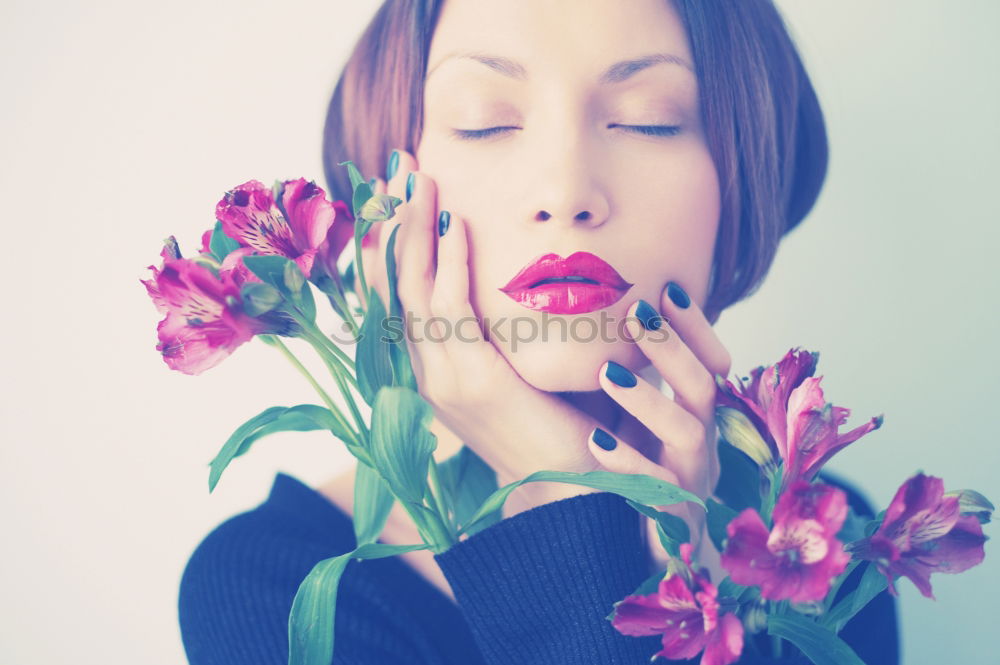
<box><xmin>500</xmin><ymin>282</ymin><xmax>631</xmax><ymax>314</ymax></box>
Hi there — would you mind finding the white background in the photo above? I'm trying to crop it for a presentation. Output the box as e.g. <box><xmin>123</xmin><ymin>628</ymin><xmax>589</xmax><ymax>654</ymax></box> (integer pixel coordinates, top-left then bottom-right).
<box><xmin>2</xmin><ymin>1</ymin><xmax>997</xmax><ymax>663</ymax></box>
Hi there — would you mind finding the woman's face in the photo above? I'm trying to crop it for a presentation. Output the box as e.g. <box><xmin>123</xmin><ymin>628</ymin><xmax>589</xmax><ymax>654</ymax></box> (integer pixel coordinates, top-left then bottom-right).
<box><xmin>415</xmin><ymin>0</ymin><xmax>720</xmax><ymax>392</ymax></box>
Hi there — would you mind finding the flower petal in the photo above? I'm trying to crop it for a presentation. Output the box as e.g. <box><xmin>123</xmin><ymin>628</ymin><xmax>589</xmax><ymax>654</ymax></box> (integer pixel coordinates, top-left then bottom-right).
<box><xmin>701</xmin><ymin>612</ymin><xmax>744</xmax><ymax>665</ymax></box>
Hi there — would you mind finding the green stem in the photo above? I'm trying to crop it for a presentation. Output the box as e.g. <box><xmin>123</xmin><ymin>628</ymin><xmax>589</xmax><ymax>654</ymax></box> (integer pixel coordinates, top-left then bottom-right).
<box><xmin>284</xmin><ymin>304</ymin><xmax>357</xmax><ymax>372</ymax></box>
<box><xmin>824</xmin><ymin>558</ymin><xmax>862</xmax><ymax>612</ymax></box>
<box><xmin>328</xmin><ymin>356</ymin><xmax>369</xmax><ymax>440</ymax></box>
<box><xmin>328</xmin><ymin>288</ymin><xmax>361</xmax><ymax>338</ymax></box>
<box><xmin>769</xmin><ymin>600</ymin><xmax>786</xmax><ymax>659</ymax></box>
<box><xmin>771</xmin><ymin>634</ymin><xmax>784</xmax><ymax>659</ymax></box>
<box><xmin>291</xmin><ymin>326</ymin><xmax>369</xmax><ymax>442</ymax></box>
<box><xmin>353</xmin><ymin>231</ymin><xmax>369</xmax><ymax>309</ymax></box>
<box><xmin>269</xmin><ymin>337</ymin><xmax>360</xmax><ymax>449</ymax></box>
<box><xmin>426</xmin><ymin>459</ymin><xmax>455</xmax><ymax>540</ymax></box>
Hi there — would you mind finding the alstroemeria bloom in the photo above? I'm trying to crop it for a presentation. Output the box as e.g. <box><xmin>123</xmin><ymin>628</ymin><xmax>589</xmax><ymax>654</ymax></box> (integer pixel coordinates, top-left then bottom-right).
<box><xmin>611</xmin><ymin>543</ymin><xmax>744</xmax><ymax>665</ymax></box>
<box><xmin>721</xmin><ymin>480</ymin><xmax>850</xmax><ymax>603</ymax></box>
<box><xmin>715</xmin><ymin>347</ymin><xmax>883</xmax><ymax>489</ymax></box>
<box><xmin>142</xmin><ymin>251</ymin><xmax>273</xmax><ymax>375</ymax></box>
<box><xmin>315</xmin><ymin>198</ymin><xmax>359</xmax><ymax>285</ymax></box>
<box><xmin>848</xmin><ymin>473</ymin><xmax>988</xmax><ymax>599</ymax></box>
<box><xmin>215</xmin><ymin>178</ymin><xmax>336</xmax><ymax>279</ymax></box>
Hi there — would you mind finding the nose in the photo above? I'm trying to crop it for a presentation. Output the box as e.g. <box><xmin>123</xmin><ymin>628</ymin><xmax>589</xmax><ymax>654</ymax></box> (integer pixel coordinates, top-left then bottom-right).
<box><xmin>528</xmin><ymin>121</ymin><xmax>610</xmax><ymax>229</ymax></box>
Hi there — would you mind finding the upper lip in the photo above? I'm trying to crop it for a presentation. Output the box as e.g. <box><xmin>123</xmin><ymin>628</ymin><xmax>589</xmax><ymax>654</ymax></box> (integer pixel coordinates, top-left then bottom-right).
<box><xmin>501</xmin><ymin>251</ymin><xmax>633</xmax><ymax>292</ymax></box>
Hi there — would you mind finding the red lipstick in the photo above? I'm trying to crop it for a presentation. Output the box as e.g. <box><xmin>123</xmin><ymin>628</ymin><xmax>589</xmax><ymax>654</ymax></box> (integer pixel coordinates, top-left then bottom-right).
<box><xmin>499</xmin><ymin>251</ymin><xmax>634</xmax><ymax>314</ymax></box>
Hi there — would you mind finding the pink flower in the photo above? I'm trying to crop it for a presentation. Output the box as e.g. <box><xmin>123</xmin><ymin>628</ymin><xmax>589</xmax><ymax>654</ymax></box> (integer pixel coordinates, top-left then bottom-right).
<box><xmin>721</xmin><ymin>480</ymin><xmax>850</xmax><ymax>603</ymax></box>
<box><xmin>849</xmin><ymin>473</ymin><xmax>988</xmax><ymax>599</ymax></box>
<box><xmin>215</xmin><ymin>178</ymin><xmax>337</xmax><ymax>279</ymax></box>
<box><xmin>716</xmin><ymin>347</ymin><xmax>883</xmax><ymax>489</ymax></box>
<box><xmin>315</xmin><ymin>198</ymin><xmax>359</xmax><ymax>282</ymax></box>
<box><xmin>141</xmin><ymin>246</ymin><xmax>273</xmax><ymax>375</ymax></box>
<box><xmin>611</xmin><ymin>543</ymin><xmax>744</xmax><ymax>665</ymax></box>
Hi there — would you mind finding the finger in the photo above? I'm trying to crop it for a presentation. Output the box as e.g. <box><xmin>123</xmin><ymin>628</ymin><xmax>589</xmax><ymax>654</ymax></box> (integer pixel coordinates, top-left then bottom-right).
<box><xmin>386</xmin><ymin>150</ymin><xmax>436</xmax><ymax>320</ymax></box>
<box><xmin>598</xmin><ymin>360</ymin><xmax>710</xmax><ymax>498</ymax></box>
<box><xmin>623</xmin><ymin>299</ymin><xmax>716</xmax><ymax>427</ymax></box>
<box><xmin>658</xmin><ymin>281</ymin><xmax>732</xmax><ymax>380</ymax></box>
<box><xmin>429</xmin><ymin>212</ymin><xmax>502</xmax><ymax>372</ymax></box>
<box><xmin>587</xmin><ymin>427</ymin><xmax>705</xmax><ymax>549</ymax></box>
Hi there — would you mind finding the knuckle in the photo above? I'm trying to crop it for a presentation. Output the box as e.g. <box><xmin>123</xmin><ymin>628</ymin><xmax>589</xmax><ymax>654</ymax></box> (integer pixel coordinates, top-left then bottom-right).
<box><xmin>714</xmin><ymin>347</ymin><xmax>733</xmax><ymax>378</ymax></box>
<box><xmin>690</xmin><ymin>371</ymin><xmax>716</xmax><ymax>406</ymax></box>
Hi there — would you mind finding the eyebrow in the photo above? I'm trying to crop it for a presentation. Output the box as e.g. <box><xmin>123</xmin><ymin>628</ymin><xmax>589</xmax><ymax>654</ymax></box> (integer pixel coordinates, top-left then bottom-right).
<box><xmin>425</xmin><ymin>51</ymin><xmax>695</xmax><ymax>85</ymax></box>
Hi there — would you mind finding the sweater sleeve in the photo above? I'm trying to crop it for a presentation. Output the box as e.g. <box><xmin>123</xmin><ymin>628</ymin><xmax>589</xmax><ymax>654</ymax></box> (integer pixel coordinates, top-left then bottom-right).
<box><xmin>432</xmin><ymin>488</ymin><xmax>900</xmax><ymax>665</ymax></box>
<box><xmin>432</xmin><ymin>490</ymin><xmax>665</xmax><ymax>664</ymax></box>
<box><xmin>178</xmin><ymin>510</ymin><xmax>466</xmax><ymax>665</ymax></box>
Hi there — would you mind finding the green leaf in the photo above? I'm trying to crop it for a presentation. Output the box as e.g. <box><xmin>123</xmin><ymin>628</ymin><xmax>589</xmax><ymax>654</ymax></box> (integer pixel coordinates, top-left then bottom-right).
<box><xmin>717</xmin><ymin>575</ymin><xmax>750</xmax><ymax>600</ymax></box>
<box><xmin>820</xmin><ymin>563</ymin><xmax>889</xmax><ymax>633</ymax></box>
<box><xmin>338</xmin><ymin>160</ymin><xmax>367</xmax><ymax>192</ymax></box>
<box><xmin>355</xmin><ymin>287</ymin><xmax>394</xmax><ymax>405</ymax></box>
<box><xmin>705</xmin><ymin>498</ymin><xmax>739</xmax><ymax>553</ymax></box>
<box><xmin>767</xmin><ymin>614</ymin><xmax>867</xmax><ymax>665</ymax></box>
<box><xmin>288</xmin><ymin>542</ymin><xmax>428</xmax><ymax>665</ymax></box>
<box><xmin>241</xmin><ymin>282</ymin><xmax>283</xmax><ymax>317</ymax></box>
<box><xmin>369</xmin><ymin>386</ymin><xmax>438</xmax><ymax>505</ymax></box>
<box><xmin>438</xmin><ymin>445</ymin><xmax>500</xmax><ymax>537</ymax></box>
<box><xmin>292</xmin><ymin>278</ymin><xmax>316</xmax><ymax>323</ymax></box>
<box><xmin>232</xmin><ymin>404</ymin><xmax>354</xmax><ymax>458</ymax></box>
<box><xmin>351</xmin><ymin>181</ymin><xmax>374</xmax><ymax>221</ymax></box>
<box><xmin>207</xmin><ymin>406</ymin><xmax>287</xmax><ymax>492</ymax></box>
<box><xmin>625</xmin><ymin>500</ymin><xmax>690</xmax><ymax>557</ymax></box>
<box><xmin>353</xmin><ymin>462</ymin><xmax>396</xmax><ymax>546</ymax></box>
<box><xmin>243</xmin><ymin>255</ymin><xmax>295</xmax><ymax>291</ymax></box>
<box><xmin>461</xmin><ymin>470</ymin><xmax>704</xmax><ymax>536</ymax></box>
<box><xmin>384</xmin><ymin>224</ymin><xmax>417</xmax><ymax>390</ymax></box>
<box><xmin>208</xmin><ymin>220</ymin><xmax>241</xmax><ymax>262</ymax></box>
<box><xmin>715</xmin><ymin>438</ymin><xmax>762</xmax><ymax>512</ymax></box>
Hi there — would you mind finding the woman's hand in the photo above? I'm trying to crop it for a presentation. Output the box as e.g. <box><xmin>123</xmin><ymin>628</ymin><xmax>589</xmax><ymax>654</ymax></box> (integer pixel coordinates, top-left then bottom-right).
<box><xmin>599</xmin><ymin>290</ymin><xmax>732</xmax><ymax>578</ymax></box>
<box><xmin>359</xmin><ymin>149</ymin><xmax>730</xmax><ymax>561</ymax></box>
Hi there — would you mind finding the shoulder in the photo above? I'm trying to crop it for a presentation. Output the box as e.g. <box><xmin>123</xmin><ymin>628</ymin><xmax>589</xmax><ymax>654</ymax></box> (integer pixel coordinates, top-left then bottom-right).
<box><xmin>177</xmin><ymin>474</ymin><xmax>358</xmax><ymax>663</ymax></box>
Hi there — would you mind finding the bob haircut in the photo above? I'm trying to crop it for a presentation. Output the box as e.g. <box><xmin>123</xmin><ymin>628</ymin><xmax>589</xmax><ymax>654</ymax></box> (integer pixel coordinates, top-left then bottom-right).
<box><xmin>322</xmin><ymin>0</ymin><xmax>828</xmax><ymax>325</ymax></box>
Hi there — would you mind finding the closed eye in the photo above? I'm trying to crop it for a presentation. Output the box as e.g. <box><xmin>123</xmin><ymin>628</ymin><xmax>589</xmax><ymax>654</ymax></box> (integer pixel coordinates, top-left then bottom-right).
<box><xmin>451</xmin><ymin>125</ymin><xmax>681</xmax><ymax>141</ymax></box>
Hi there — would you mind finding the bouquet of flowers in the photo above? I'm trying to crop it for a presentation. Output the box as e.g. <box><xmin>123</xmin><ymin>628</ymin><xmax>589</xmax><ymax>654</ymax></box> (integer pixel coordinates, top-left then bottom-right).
<box><xmin>143</xmin><ymin>167</ymin><xmax>992</xmax><ymax>665</ymax></box>
<box><xmin>607</xmin><ymin>348</ymin><xmax>992</xmax><ymax>664</ymax></box>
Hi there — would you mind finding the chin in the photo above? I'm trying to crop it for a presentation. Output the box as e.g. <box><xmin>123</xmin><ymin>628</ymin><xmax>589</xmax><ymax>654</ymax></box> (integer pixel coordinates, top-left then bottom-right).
<box><xmin>497</xmin><ymin>338</ymin><xmax>651</xmax><ymax>393</ymax></box>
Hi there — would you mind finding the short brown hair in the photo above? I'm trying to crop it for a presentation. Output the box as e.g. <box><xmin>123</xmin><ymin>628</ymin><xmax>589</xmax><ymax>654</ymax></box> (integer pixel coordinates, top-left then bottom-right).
<box><xmin>322</xmin><ymin>0</ymin><xmax>828</xmax><ymax>324</ymax></box>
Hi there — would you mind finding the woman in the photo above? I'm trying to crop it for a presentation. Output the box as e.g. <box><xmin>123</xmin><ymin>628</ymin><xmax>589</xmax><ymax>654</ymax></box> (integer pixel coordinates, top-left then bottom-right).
<box><xmin>179</xmin><ymin>1</ymin><xmax>900</xmax><ymax>663</ymax></box>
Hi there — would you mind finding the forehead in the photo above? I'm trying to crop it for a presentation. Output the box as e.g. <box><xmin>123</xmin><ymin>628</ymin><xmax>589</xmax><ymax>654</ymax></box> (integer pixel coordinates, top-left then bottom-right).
<box><xmin>425</xmin><ymin>0</ymin><xmax>694</xmax><ymax>88</ymax></box>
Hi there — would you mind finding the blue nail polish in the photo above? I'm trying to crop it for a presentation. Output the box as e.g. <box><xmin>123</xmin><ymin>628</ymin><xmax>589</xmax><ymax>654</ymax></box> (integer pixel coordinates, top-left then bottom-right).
<box><xmin>386</xmin><ymin>150</ymin><xmax>399</xmax><ymax>181</ymax></box>
<box><xmin>438</xmin><ymin>210</ymin><xmax>451</xmax><ymax>237</ymax></box>
<box><xmin>368</xmin><ymin>177</ymin><xmax>376</xmax><ymax>189</ymax></box>
<box><xmin>667</xmin><ymin>281</ymin><xmax>690</xmax><ymax>309</ymax></box>
<box><xmin>405</xmin><ymin>172</ymin><xmax>414</xmax><ymax>202</ymax></box>
<box><xmin>635</xmin><ymin>299</ymin><xmax>662</xmax><ymax>331</ymax></box>
<box><xmin>605</xmin><ymin>361</ymin><xmax>637</xmax><ymax>388</ymax></box>
<box><xmin>592</xmin><ymin>427</ymin><xmax>617</xmax><ymax>451</ymax></box>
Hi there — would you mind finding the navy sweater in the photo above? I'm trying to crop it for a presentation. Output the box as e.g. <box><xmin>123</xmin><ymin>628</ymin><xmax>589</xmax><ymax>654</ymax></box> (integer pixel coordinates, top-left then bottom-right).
<box><xmin>178</xmin><ymin>471</ymin><xmax>899</xmax><ymax>665</ymax></box>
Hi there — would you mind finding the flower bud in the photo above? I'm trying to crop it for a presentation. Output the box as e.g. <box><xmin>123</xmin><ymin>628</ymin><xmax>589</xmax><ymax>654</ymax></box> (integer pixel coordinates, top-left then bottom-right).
<box><xmin>944</xmin><ymin>489</ymin><xmax>994</xmax><ymax>524</ymax></box>
<box><xmin>359</xmin><ymin>192</ymin><xmax>403</xmax><ymax>222</ymax></box>
<box><xmin>715</xmin><ymin>406</ymin><xmax>774</xmax><ymax>466</ymax></box>
<box><xmin>741</xmin><ymin>599</ymin><xmax>768</xmax><ymax>634</ymax></box>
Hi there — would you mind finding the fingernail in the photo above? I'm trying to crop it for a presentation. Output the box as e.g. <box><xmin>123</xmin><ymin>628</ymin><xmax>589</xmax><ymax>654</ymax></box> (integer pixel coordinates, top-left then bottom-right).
<box><xmin>604</xmin><ymin>361</ymin><xmax>637</xmax><ymax>388</ymax></box>
<box><xmin>438</xmin><ymin>210</ymin><xmax>451</xmax><ymax>237</ymax></box>
<box><xmin>667</xmin><ymin>281</ymin><xmax>690</xmax><ymax>309</ymax></box>
<box><xmin>386</xmin><ymin>149</ymin><xmax>399</xmax><ymax>181</ymax></box>
<box><xmin>368</xmin><ymin>177</ymin><xmax>376</xmax><ymax>189</ymax></box>
<box><xmin>635</xmin><ymin>299</ymin><xmax>662</xmax><ymax>331</ymax></box>
<box><xmin>405</xmin><ymin>172</ymin><xmax>414</xmax><ymax>202</ymax></box>
<box><xmin>592</xmin><ymin>427</ymin><xmax>617</xmax><ymax>451</ymax></box>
